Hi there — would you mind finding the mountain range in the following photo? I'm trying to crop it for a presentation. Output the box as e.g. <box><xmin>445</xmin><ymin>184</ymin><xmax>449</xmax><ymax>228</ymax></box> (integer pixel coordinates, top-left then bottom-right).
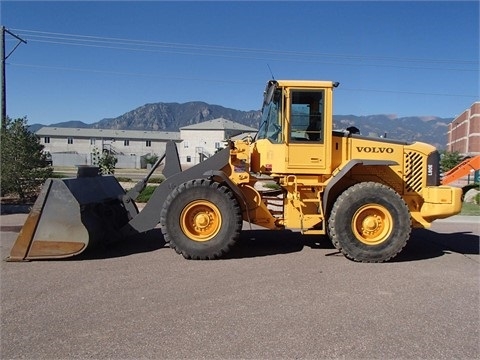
<box><xmin>29</xmin><ymin>101</ymin><xmax>453</xmax><ymax>149</ymax></box>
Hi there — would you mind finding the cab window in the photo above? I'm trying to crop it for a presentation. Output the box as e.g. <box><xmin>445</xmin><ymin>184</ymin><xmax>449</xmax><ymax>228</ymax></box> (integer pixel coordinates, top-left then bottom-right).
<box><xmin>257</xmin><ymin>89</ymin><xmax>283</xmax><ymax>143</ymax></box>
<box><xmin>289</xmin><ymin>90</ymin><xmax>324</xmax><ymax>143</ymax></box>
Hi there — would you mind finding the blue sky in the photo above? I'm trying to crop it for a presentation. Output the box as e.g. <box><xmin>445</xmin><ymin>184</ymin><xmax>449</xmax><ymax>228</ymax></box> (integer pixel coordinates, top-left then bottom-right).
<box><xmin>1</xmin><ymin>1</ymin><xmax>478</xmax><ymax>125</ymax></box>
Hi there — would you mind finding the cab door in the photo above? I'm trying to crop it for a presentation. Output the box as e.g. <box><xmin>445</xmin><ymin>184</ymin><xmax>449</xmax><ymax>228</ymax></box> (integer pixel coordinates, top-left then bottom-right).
<box><xmin>286</xmin><ymin>88</ymin><xmax>330</xmax><ymax>172</ymax></box>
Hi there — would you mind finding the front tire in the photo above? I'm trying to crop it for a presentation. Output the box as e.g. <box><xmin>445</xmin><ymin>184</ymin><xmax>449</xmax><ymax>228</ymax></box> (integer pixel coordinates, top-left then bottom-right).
<box><xmin>328</xmin><ymin>182</ymin><xmax>411</xmax><ymax>263</ymax></box>
<box><xmin>160</xmin><ymin>179</ymin><xmax>242</xmax><ymax>259</ymax></box>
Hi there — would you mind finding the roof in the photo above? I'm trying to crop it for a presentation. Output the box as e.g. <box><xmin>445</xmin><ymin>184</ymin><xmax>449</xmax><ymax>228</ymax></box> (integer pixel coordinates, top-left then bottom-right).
<box><xmin>36</xmin><ymin>127</ymin><xmax>180</xmax><ymax>141</ymax></box>
<box><xmin>180</xmin><ymin>118</ymin><xmax>257</xmax><ymax>132</ymax></box>
<box><xmin>231</xmin><ymin>132</ymin><xmax>258</xmax><ymax>141</ymax></box>
<box><xmin>275</xmin><ymin>79</ymin><xmax>338</xmax><ymax>88</ymax></box>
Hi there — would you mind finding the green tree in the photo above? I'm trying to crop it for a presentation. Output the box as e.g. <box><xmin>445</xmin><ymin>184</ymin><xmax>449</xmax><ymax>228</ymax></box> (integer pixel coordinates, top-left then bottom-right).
<box><xmin>440</xmin><ymin>150</ymin><xmax>463</xmax><ymax>173</ymax></box>
<box><xmin>91</xmin><ymin>147</ymin><xmax>117</xmax><ymax>174</ymax></box>
<box><xmin>0</xmin><ymin>117</ymin><xmax>53</xmax><ymax>200</ymax></box>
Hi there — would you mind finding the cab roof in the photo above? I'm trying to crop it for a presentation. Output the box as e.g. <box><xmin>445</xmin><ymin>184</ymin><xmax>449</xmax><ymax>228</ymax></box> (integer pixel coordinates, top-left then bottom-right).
<box><xmin>274</xmin><ymin>80</ymin><xmax>339</xmax><ymax>88</ymax></box>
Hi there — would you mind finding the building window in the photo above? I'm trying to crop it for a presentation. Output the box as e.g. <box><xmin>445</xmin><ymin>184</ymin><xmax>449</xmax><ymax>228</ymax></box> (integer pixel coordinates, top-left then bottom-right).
<box><xmin>186</xmin><ymin>156</ymin><xmax>192</xmax><ymax>163</ymax></box>
<box><xmin>90</xmin><ymin>138</ymin><xmax>96</xmax><ymax>145</ymax></box>
<box><xmin>215</xmin><ymin>142</ymin><xmax>221</xmax><ymax>149</ymax></box>
<box><xmin>124</xmin><ymin>139</ymin><xmax>130</xmax><ymax>146</ymax></box>
<box><xmin>67</xmin><ymin>137</ymin><xmax>73</xmax><ymax>144</ymax></box>
<box><xmin>146</xmin><ymin>140</ymin><xmax>152</xmax><ymax>147</ymax></box>
<box><xmin>184</xmin><ymin>141</ymin><xmax>189</xmax><ymax>148</ymax></box>
<box><xmin>44</xmin><ymin>137</ymin><xmax>50</xmax><ymax>144</ymax></box>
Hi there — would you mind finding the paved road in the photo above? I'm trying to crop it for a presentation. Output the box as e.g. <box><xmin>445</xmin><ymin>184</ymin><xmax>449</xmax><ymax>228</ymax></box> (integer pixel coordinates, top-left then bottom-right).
<box><xmin>1</xmin><ymin>213</ymin><xmax>478</xmax><ymax>359</ymax></box>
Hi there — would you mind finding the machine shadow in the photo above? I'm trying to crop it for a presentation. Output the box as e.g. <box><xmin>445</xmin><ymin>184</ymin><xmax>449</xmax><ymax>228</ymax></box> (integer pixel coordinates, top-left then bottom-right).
<box><xmin>392</xmin><ymin>228</ymin><xmax>479</xmax><ymax>262</ymax></box>
<box><xmin>74</xmin><ymin>227</ymin><xmax>479</xmax><ymax>262</ymax></box>
<box><xmin>77</xmin><ymin>229</ymin><xmax>316</xmax><ymax>260</ymax></box>
<box><xmin>223</xmin><ymin>230</ymin><xmax>332</xmax><ymax>259</ymax></box>
<box><xmin>76</xmin><ymin>228</ymin><xmax>167</xmax><ymax>260</ymax></box>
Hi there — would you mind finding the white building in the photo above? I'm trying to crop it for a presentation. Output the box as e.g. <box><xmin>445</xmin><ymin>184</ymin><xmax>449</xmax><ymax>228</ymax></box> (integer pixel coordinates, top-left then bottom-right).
<box><xmin>37</xmin><ymin>127</ymin><xmax>180</xmax><ymax>168</ymax></box>
<box><xmin>179</xmin><ymin>118</ymin><xmax>257</xmax><ymax>165</ymax></box>
<box><xmin>36</xmin><ymin>118</ymin><xmax>257</xmax><ymax>168</ymax></box>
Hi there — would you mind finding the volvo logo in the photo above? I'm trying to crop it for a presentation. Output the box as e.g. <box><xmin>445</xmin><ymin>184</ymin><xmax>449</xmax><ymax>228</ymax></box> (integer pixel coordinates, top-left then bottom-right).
<box><xmin>356</xmin><ymin>146</ymin><xmax>394</xmax><ymax>154</ymax></box>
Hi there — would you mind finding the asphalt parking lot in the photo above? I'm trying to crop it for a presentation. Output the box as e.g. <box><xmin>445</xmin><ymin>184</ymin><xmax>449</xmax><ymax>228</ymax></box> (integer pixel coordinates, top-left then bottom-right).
<box><xmin>1</xmin><ymin>213</ymin><xmax>479</xmax><ymax>359</ymax></box>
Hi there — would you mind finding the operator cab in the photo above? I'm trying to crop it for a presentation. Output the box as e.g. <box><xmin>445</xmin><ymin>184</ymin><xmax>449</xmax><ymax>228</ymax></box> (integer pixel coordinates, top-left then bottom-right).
<box><xmin>252</xmin><ymin>80</ymin><xmax>337</xmax><ymax>174</ymax></box>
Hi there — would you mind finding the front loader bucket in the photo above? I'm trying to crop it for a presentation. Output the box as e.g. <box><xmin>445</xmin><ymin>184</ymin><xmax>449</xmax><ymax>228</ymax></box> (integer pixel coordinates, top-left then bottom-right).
<box><xmin>7</xmin><ymin>168</ymin><xmax>137</xmax><ymax>261</ymax></box>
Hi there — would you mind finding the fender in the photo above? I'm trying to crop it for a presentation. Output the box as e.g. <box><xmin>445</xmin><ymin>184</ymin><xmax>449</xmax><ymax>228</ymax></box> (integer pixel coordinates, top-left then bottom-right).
<box><xmin>203</xmin><ymin>170</ymin><xmax>251</xmax><ymax>225</ymax></box>
<box><xmin>322</xmin><ymin>159</ymin><xmax>398</xmax><ymax>215</ymax></box>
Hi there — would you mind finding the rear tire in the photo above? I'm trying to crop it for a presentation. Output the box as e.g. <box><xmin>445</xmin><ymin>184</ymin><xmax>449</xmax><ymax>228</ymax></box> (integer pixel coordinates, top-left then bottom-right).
<box><xmin>328</xmin><ymin>182</ymin><xmax>411</xmax><ymax>263</ymax></box>
<box><xmin>160</xmin><ymin>179</ymin><xmax>242</xmax><ymax>259</ymax></box>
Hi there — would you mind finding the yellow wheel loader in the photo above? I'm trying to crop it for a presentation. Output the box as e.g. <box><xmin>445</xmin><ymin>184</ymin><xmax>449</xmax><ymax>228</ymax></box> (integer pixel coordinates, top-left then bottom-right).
<box><xmin>7</xmin><ymin>80</ymin><xmax>462</xmax><ymax>263</ymax></box>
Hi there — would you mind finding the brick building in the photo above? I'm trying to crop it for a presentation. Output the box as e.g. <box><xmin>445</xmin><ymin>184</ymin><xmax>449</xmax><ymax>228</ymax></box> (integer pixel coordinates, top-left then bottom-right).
<box><xmin>446</xmin><ymin>101</ymin><xmax>480</xmax><ymax>155</ymax></box>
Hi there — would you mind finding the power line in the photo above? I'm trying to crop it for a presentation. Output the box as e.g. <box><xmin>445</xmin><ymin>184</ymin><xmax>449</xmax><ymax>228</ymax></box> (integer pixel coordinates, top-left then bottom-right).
<box><xmin>12</xmin><ymin>40</ymin><xmax>478</xmax><ymax>72</ymax></box>
<box><xmin>4</xmin><ymin>28</ymin><xmax>478</xmax><ymax>106</ymax></box>
<box><xmin>338</xmin><ymin>87</ymin><xmax>478</xmax><ymax>99</ymax></box>
<box><xmin>9</xmin><ymin>62</ymin><xmax>257</xmax><ymax>84</ymax></box>
<box><xmin>14</xmin><ymin>28</ymin><xmax>477</xmax><ymax>64</ymax></box>
<box><xmin>8</xmin><ymin>38</ymin><xmax>478</xmax><ymax>73</ymax></box>
<box><xmin>1</xmin><ymin>27</ymin><xmax>27</xmax><ymax>129</ymax></box>
<box><xmin>10</xmin><ymin>28</ymin><xmax>478</xmax><ymax>72</ymax></box>
<box><xmin>9</xmin><ymin>62</ymin><xmax>479</xmax><ymax>99</ymax></box>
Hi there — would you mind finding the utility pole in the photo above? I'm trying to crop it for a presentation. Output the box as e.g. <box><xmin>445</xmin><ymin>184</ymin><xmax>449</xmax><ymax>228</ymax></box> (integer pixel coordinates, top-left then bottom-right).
<box><xmin>1</xmin><ymin>26</ymin><xmax>27</xmax><ymax>130</ymax></box>
<box><xmin>1</xmin><ymin>26</ymin><xmax>5</xmax><ymax>130</ymax></box>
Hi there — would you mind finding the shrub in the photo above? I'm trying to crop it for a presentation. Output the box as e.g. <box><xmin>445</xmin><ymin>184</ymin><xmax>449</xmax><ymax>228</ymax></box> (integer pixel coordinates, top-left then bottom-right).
<box><xmin>136</xmin><ymin>185</ymin><xmax>156</xmax><ymax>203</ymax></box>
<box><xmin>0</xmin><ymin>117</ymin><xmax>53</xmax><ymax>200</ymax></box>
<box><xmin>440</xmin><ymin>150</ymin><xmax>463</xmax><ymax>173</ymax></box>
<box><xmin>148</xmin><ymin>176</ymin><xmax>164</xmax><ymax>184</ymax></box>
<box><xmin>263</xmin><ymin>182</ymin><xmax>281</xmax><ymax>190</ymax></box>
<box><xmin>144</xmin><ymin>154</ymin><xmax>159</xmax><ymax>166</ymax></box>
<box><xmin>92</xmin><ymin>147</ymin><xmax>117</xmax><ymax>175</ymax></box>
<box><xmin>116</xmin><ymin>176</ymin><xmax>132</xmax><ymax>182</ymax></box>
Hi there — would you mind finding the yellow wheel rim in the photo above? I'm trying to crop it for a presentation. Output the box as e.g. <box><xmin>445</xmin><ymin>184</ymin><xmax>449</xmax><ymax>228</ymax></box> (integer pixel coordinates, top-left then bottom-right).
<box><xmin>180</xmin><ymin>200</ymin><xmax>222</xmax><ymax>242</ymax></box>
<box><xmin>352</xmin><ymin>204</ymin><xmax>393</xmax><ymax>245</ymax></box>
